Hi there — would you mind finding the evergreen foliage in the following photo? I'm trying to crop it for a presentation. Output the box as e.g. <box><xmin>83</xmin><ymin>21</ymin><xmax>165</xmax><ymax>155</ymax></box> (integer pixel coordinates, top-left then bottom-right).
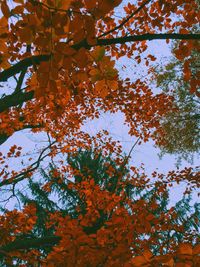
<box><xmin>3</xmin><ymin>149</ymin><xmax>198</xmax><ymax>263</ymax></box>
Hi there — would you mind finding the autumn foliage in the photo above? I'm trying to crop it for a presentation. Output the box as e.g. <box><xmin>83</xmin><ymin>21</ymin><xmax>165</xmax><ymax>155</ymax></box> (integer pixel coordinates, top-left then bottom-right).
<box><xmin>0</xmin><ymin>0</ymin><xmax>199</xmax><ymax>266</ymax></box>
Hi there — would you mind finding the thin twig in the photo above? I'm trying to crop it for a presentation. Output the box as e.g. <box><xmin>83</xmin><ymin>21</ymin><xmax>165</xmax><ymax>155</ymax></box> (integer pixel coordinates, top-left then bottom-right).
<box><xmin>98</xmin><ymin>0</ymin><xmax>152</xmax><ymax>38</ymax></box>
<box><xmin>0</xmin><ymin>141</ymin><xmax>56</xmax><ymax>188</ymax></box>
<box><xmin>122</xmin><ymin>137</ymin><xmax>141</xmax><ymax>167</ymax></box>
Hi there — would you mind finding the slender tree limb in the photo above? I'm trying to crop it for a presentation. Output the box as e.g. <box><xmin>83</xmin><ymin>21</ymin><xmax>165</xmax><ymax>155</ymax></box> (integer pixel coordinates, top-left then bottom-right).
<box><xmin>14</xmin><ymin>69</ymin><xmax>27</xmax><ymax>93</ymax></box>
<box><xmin>0</xmin><ymin>229</ymin><xmax>102</xmax><ymax>255</ymax></box>
<box><xmin>97</xmin><ymin>33</ymin><xmax>200</xmax><ymax>46</ymax></box>
<box><xmin>0</xmin><ymin>123</ymin><xmax>42</xmax><ymax>145</ymax></box>
<box><xmin>14</xmin><ymin>45</ymin><xmax>31</xmax><ymax>93</ymax></box>
<box><xmin>0</xmin><ymin>91</ymin><xmax>34</xmax><ymax>113</ymax></box>
<box><xmin>0</xmin><ymin>133</ymin><xmax>9</xmax><ymax>146</ymax></box>
<box><xmin>0</xmin><ymin>55</ymin><xmax>50</xmax><ymax>82</ymax></box>
<box><xmin>122</xmin><ymin>137</ymin><xmax>141</xmax><ymax>168</ymax></box>
<box><xmin>0</xmin><ymin>236</ymin><xmax>60</xmax><ymax>254</ymax></box>
<box><xmin>0</xmin><ymin>141</ymin><xmax>55</xmax><ymax>187</ymax></box>
<box><xmin>0</xmin><ymin>34</ymin><xmax>199</xmax><ymax>82</ymax></box>
<box><xmin>98</xmin><ymin>0</ymin><xmax>152</xmax><ymax>38</ymax></box>
<box><xmin>0</xmin><ymin>34</ymin><xmax>198</xmax><ymax>143</ymax></box>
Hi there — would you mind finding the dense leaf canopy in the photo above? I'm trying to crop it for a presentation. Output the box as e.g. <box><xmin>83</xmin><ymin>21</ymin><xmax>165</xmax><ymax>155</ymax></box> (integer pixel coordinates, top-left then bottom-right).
<box><xmin>0</xmin><ymin>0</ymin><xmax>199</xmax><ymax>266</ymax></box>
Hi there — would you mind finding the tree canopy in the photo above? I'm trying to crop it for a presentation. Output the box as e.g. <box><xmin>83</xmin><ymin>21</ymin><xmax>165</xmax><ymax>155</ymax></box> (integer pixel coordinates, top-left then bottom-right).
<box><xmin>152</xmin><ymin>24</ymin><xmax>200</xmax><ymax>163</ymax></box>
<box><xmin>0</xmin><ymin>0</ymin><xmax>200</xmax><ymax>266</ymax></box>
<box><xmin>1</xmin><ymin>149</ymin><xmax>199</xmax><ymax>266</ymax></box>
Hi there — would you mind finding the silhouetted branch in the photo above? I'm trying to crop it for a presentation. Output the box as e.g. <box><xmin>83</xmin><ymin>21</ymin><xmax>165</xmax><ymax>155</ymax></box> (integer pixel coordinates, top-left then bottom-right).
<box><xmin>99</xmin><ymin>0</ymin><xmax>152</xmax><ymax>37</ymax></box>
<box><xmin>0</xmin><ymin>55</ymin><xmax>50</xmax><ymax>82</ymax></box>
<box><xmin>0</xmin><ymin>236</ymin><xmax>60</xmax><ymax>255</ymax></box>
<box><xmin>0</xmin><ymin>91</ymin><xmax>34</xmax><ymax>113</ymax></box>
<box><xmin>97</xmin><ymin>33</ymin><xmax>200</xmax><ymax>46</ymax></box>
<box><xmin>1</xmin><ymin>34</ymin><xmax>199</xmax><ymax>82</ymax></box>
<box><xmin>0</xmin><ymin>141</ymin><xmax>56</xmax><ymax>187</ymax></box>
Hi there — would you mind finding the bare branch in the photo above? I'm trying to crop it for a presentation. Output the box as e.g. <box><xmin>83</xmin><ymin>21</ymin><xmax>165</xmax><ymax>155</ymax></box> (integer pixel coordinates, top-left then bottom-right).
<box><xmin>0</xmin><ymin>141</ymin><xmax>56</xmax><ymax>187</ymax></box>
<box><xmin>122</xmin><ymin>137</ymin><xmax>141</xmax><ymax>168</ymax></box>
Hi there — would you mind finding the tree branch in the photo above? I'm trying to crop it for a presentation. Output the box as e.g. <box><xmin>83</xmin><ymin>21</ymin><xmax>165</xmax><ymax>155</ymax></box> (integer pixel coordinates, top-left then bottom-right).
<box><xmin>0</xmin><ymin>33</ymin><xmax>199</xmax><ymax>145</ymax></box>
<box><xmin>0</xmin><ymin>123</ymin><xmax>42</xmax><ymax>145</ymax></box>
<box><xmin>14</xmin><ymin>69</ymin><xmax>27</xmax><ymax>93</ymax></box>
<box><xmin>0</xmin><ymin>236</ymin><xmax>60</xmax><ymax>255</ymax></box>
<box><xmin>14</xmin><ymin>45</ymin><xmax>31</xmax><ymax>93</ymax></box>
<box><xmin>0</xmin><ymin>55</ymin><xmax>50</xmax><ymax>82</ymax></box>
<box><xmin>1</xmin><ymin>34</ymin><xmax>199</xmax><ymax>82</ymax></box>
<box><xmin>0</xmin><ymin>91</ymin><xmax>34</xmax><ymax>113</ymax></box>
<box><xmin>98</xmin><ymin>0</ymin><xmax>152</xmax><ymax>38</ymax></box>
<box><xmin>97</xmin><ymin>33</ymin><xmax>200</xmax><ymax>46</ymax></box>
<box><xmin>0</xmin><ymin>141</ymin><xmax>56</xmax><ymax>187</ymax></box>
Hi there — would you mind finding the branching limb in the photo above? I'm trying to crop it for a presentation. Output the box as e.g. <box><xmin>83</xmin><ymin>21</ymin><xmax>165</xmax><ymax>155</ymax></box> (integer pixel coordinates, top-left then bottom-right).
<box><xmin>98</xmin><ymin>0</ymin><xmax>152</xmax><ymax>38</ymax></box>
<box><xmin>98</xmin><ymin>33</ymin><xmax>200</xmax><ymax>46</ymax></box>
<box><xmin>0</xmin><ymin>34</ymin><xmax>199</xmax><ymax>82</ymax></box>
<box><xmin>0</xmin><ymin>90</ymin><xmax>34</xmax><ymax>113</ymax></box>
<box><xmin>14</xmin><ymin>69</ymin><xmax>27</xmax><ymax>93</ymax></box>
<box><xmin>0</xmin><ymin>236</ymin><xmax>60</xmax><ymax>255</ymax></box>
<box><xmin>0</xmin><ymin>183</ymin><xmax>21</xmax><ymax>210</ymax></box>
<box><xmin>0</xmin><ymin>55</ymin><xmax>50</xmax><ymax>82</ymax></box>
<box><xmin>0</xmin><ymin>124</ymin><xmax>41</xmax><ymax>146</ymax></box>
<box><xmin>0</xmin><ymin>141</ymin><xmax>56</xmax><ymax>187</ymax></box>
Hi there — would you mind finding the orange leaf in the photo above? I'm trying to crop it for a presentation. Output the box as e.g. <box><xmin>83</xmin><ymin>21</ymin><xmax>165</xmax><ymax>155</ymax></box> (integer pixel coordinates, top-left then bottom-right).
<box><xmin>13</xmin><ymin>0</ymin><xmax>24</xmax><ymax>3</ymax></box>
<box><xmin>1</xmin><ymin>1</ymin><xmax>10</xmax><ymax>18</ymax></box>
<box><xmin>107</xmin><ymin>80</ymin><xmax>118</xmax><ymax>91</ymax></box>
<box><xmin>84</xmin><ymin>0</ymin><xmax>97</xmax><ymax>9</ymax></box>
<box><xmin>19</xmin><ymin>28</ymin><xmax>33</xmax><ymax>44</ymax></box>
<box><xmin>193</xmin><ymin>244</ymin><xmax>200</xmax><ymax>255</ymax></box>
<box><xmin>143</xmin><ymin>250</ymin><xmax>153</xmax><ymax>261</ymax></box>
<box><xmin>94</xmin><ymin>80</ymin><xmax>109</xmax><ymax>98</ymax></box>
<box><xmin>163</xmin><ymin>258</ymin><xmax>174</xmax><ymax>267</ymax></box>
<box><xmin>11</xmin><ymin>5</ymin><xmax>24</xmax><ymax>15</ymax></box>
<box><xmin>0</xmin><ymin>16</ymin><xmax>8</xmax><ymax>35</ymax></box>
<box><xmin>131</xmin><ymin>255</ymin><xmax>149</xmax><ymax>266</ymax></box>
<box><xmin>177</xmin><ymin>243</ymin><xmax>193</xmax><ymax>255</ymax></box>
<box><xmin>57</xmin><ymin>0</ymin><xmax>72</xmax><ymax>9</ymax></box>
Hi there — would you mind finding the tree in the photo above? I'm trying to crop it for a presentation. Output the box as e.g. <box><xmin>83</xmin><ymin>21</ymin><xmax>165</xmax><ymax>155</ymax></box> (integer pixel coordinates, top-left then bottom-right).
<box><xmin>0</xmin><ymin>149</ymin><xmax>199</xmax><ymax>266</ymax></box>
<box><xmin>152</xmin><ymin>23</ymin><xmax>200</xmax><ymax>163</ymax></box>
<box><xmin>0</xmin><ymin>0</ymin><xmax>200</xmax><ymax>265</ymax></box>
